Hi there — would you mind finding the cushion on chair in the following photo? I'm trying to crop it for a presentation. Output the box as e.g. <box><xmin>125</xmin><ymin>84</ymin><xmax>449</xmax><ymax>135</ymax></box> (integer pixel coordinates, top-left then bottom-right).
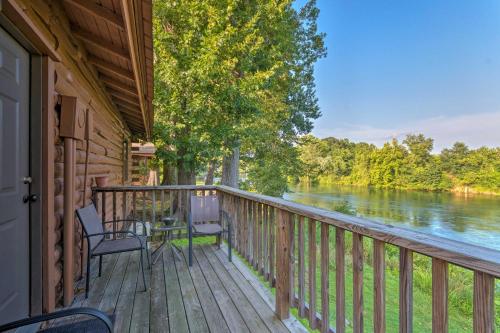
<box><xmin>92</xmin><ymin>236</ymin><xmax>147</xmax><ymax>256</ymax></box>
<box><xmin>193</xmin><ymin>223</ymin><xmax>223</xmax><ymax>235</ymax></box>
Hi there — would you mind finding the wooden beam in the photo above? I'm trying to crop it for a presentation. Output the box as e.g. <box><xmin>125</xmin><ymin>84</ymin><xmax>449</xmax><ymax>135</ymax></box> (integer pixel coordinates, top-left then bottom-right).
<box><xmin>108</xmin><ymin>89</ymin><xmax>140</xmax><ymax>105</ymax></box>
<box><xmin>72</xmin><ymin>26</ymin><xmax>129</xmax><ymax>61</ymax></box>
<box><xmin>113</xmin><ymin>98</ymin><xmax>141</xmax><ymax>112</ymax></box>
<box><xmin>64</xmin><ymin>0</ymin><xmax>124</xmax><ymax>31</ymax></box>
<box><xmin>120</xmin><ymin>0</ymin><xmax>150</xmax><ymax>138</ymax></box>
<box><xmin>87</xmin><ymin>56</ymin><xmax>134</xmax><ymax>83</ymax></box>
<box><xmin>100</xmin><ymin>75</ymin><xmax>138</xmax><ymax>96</ymax></box>
<box><xmin>41</xmin><ymin>56</ymin><xmax>56</xmax><ymax>313</ymax></box>
<box><xmin>119</xmin><ymin>113</ymin><xmax>144</xmax><ymax>126</ymax></box>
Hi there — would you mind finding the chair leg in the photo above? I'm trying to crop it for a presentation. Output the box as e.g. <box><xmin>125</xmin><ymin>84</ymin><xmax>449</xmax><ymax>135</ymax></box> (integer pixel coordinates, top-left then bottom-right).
<box><xmin>85</xmin><ymin>255</ymin><xmax>91</xmax><ymax>298</ymax></box>
<box><xmin>98</xmin><ymin>255</ymin><xmax>102</xmax><ymax>277</ymax></box>
<box><xmin>140</xmin><ymin>249</ymin><xmax>147</xmax><ymax>291</ymax></box>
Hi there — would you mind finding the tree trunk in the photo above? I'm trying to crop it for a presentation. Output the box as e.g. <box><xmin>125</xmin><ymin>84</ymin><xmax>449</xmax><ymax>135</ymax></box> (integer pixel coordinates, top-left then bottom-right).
<box><xmin>205</xmin><ymin>160</ymin><xmax>217</xmax><ymax>185</ymax></box>
<box><xmin>177</xmin><ymin>160</ymin><xmax>196</xmax><ymax>185</ymax></box>
<box><xmin>222</xmin><ymin>145</ymin><xmax>240</xmax><ymax>188</ymax></box>
<box><xmin>162</xmin><ymin>160</ymin><xmax>177</xmax><ymax>185</ymax></box>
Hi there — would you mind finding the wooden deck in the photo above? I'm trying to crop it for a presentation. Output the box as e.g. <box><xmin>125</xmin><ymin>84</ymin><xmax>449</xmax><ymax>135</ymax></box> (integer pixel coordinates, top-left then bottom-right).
<box><xmin>65</xmin><ymin>244</ymin><xmax>300</xmax><ymax>333</ymax></box>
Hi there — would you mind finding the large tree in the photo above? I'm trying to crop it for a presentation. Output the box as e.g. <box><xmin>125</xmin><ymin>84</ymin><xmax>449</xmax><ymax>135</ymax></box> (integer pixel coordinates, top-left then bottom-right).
<box><xmin>153</xmin><ymin>0</ymin><xmax>325</xmax><ymax>191</ymax></box>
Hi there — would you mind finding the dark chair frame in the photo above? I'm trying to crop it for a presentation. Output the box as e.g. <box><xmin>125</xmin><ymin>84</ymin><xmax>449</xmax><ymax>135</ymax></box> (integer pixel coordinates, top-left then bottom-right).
<box><xmin>76</xmin><ymin>205</ymin><xmax>151</xmax><ymax>298</ymax></box>
<box><xmin>0</xmin><ymin>307</ymin><xmax>113</xmax><ymax>332</ymax></box>
<box><xmin>188</xmin><ymin>196</ymin><xmax>232</xmax><ymax>267</ymax></box>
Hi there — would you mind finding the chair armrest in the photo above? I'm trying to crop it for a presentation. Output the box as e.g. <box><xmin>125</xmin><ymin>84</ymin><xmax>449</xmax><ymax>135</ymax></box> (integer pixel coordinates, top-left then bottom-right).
<box><xmin>103</xmin><ymin>219</ymin><xmax>148</xmax><ymax>236</ymax></box>
<box><xmin>86</xmin><ymin>231</ymin><xmax>144</xmax><ymax>248</ymax></box>
<box><xmin>0</xmin><ymin>307</ymin><xmax>113</xmax><ymax>332</ymax></box>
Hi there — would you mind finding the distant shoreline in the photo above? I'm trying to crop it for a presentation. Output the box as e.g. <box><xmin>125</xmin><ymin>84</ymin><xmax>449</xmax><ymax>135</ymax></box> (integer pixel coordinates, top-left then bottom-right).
<box><xmin>294</xmin><ymin>179</ymin><xmax>500</xmax><ymax>197</ymax></box>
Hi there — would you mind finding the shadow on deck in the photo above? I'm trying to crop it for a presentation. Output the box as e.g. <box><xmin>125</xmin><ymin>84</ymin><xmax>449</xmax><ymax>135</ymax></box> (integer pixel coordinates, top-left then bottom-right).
<box><xmin>64</xmin><ymin>244</ymin><xmax>304</xmax><ymax>333</ymax></box>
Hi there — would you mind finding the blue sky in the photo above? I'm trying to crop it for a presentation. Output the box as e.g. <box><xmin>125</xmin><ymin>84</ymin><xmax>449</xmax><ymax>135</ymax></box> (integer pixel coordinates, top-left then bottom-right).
<box><xmin>298</xmin><ymin>0</ymin><xmax>500</xmax><ymax>151</ymax></box>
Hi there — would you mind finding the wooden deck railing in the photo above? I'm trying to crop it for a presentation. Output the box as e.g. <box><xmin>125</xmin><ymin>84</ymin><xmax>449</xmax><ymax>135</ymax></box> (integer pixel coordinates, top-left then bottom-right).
<box><xmin>93</xmin><ymin>185</ymin><xmax>500</xmax><ymax>333</ymax></box>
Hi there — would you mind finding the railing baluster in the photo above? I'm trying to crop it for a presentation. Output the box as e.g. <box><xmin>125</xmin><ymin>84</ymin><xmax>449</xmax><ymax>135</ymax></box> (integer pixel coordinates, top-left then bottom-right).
<box><xmin>132</xmin><ymin>190</ymin><xmax>137</xmax><ymax>233</ymax></box>
<box><xmin>112</xmin><ymin>190</ymin><xmax>117</xmax><ymax>238</ymax></box>
<box><xmin>374</xmin><ymin>239</ymin><xmax>386</xmax><ymax>333</ymax></box>
<box><xmin>320</xmin><ymin>223</ymin><xmax>329</xmax><ymax>333</ymax></box>
<box><xmin>298</xmin><ymin>216</ymin><xmax>306</xmax><ymax>318</ymax></box>
<box><xmin>289</xmin><ymin>214</ymin><xmax>295</xmax><ymax>305</ymax></box>
<box><xmin>101</xmin><ymin>191</ymin><xmax>106</xmax><ymax>225</ymax></box>
<box><xmin>258</xmin><ymin>203</ymin><xmax>263</xmax><ymax>274</ymax></box>
<box><xmin>473</xmin><ymin>271</ymin><xmax>494</xmax><ymax>333</ymax></box>
<box><xmin>269</xmin><ymin>207</ymin><xmax>275</xmax><ymax>287</ymax></box>
<box><xmin>308</xmin><ymin>220</ymin><xmax>317</xmax><ymax>329</ymax></box>
<box><xmin>236</xmin><ymin>197</ymin><xmax>241</xmax><ymax>252</ymax></box>
<box><xmin>122</xmin><ymin>190</ymin><xmax>126</xmax><ymax>221</ymax></box>
<box><xmin>160</xmin><ymin>189</ymin><xmax>165</xmax><ymax>221</ymax></box>
<box><xmin>169</xmin><ymin>189</ymin><xmax>174</xmax><ymax>217</ymax></box>
<box><xmin>152</xmin><ymin>189</ymin><xmax>156</xmax><ymax>225</ymax></box>
<box><xmin>353</xmin><ymin>233</ymin><xmax>364</xmax><ymax>333</ymax></box>
<box><xmin>142</xmin><ymin>190</ymin><xmax>146</xmax><ymax>222</ymax></box>
<box><xmin>253</xmin><ymin>202</ymin><xmax>258</xmax><ymax>268</ymax></box>
<box><xmin>276</xmin><ymin>209</ymin><xmax>291</xmax><ymax>319</ymax></box>
<box><xmin>432</xmin><ymin>258</ymin><xmax>448</xmax><ymax>333</ymax></box>
<box><xmin>399</xmin><ymin>248</ymin><xmax>413</xmax><ymax>333</ymax></box>
<box><xmin>263</xmin><ymin>205</ymin><xmax>269</xmax><ymax>279</ymax></box>
<box><xmin>244</xmin><ymin>199</ymin><xmax>249</xmax><ymax>258</ymax></box>
<box><xmin>336</xmin><ymin>228</ymin><xmax>345</xmax><ymax>333</ymax></box>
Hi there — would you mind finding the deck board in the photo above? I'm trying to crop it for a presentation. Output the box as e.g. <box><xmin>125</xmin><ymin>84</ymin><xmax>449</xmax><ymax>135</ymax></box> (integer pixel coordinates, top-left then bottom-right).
<box><xmin>200</xmin><ymin>245</ymin><xmax>271</xmax><ymax>333</ymax></box>
<box><xmin>114</xmin><ymin>252</ymin><xmax>140</xmax><ymax>332</ymax></box>
<box><xmin>208</xmin><ymin>245</ymin><xmax>290</xmax><ymax>333</ymax></box>
<box><xmin>164</xmin><ymin>247</ymin><xmax>190</xmax><ymax>333</ymax></box>
<box><xmin>55</xmin><ymin>244</ymin><xmax>298</xmax><ymax>332</ymax></box>
<box><xmin>150</xmin><ymin>252</ymin><xmax>168</xmax><ymax>333</ymax></box>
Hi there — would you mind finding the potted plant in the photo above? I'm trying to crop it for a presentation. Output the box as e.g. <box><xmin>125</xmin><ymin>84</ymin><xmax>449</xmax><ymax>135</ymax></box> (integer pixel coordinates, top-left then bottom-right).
<box><xmin>94</xmin><ymin>176</ymin><xmax>108</xmax><ymax>187</ymax></box>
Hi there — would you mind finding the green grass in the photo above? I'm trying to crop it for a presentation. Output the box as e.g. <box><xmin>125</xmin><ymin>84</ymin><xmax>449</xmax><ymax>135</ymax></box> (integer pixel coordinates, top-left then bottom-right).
<box><xmin>227</xmin><ymin>228</ymin><xmax>500</xmax><ymax>333</ymax></box>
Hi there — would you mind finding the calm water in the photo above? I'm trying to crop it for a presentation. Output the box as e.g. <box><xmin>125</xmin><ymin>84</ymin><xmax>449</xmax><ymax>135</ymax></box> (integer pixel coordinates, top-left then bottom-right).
<box><xmin>284</xmin><ymin>183</ymin><xmax>500</xmax><ymax>251</ymax></box>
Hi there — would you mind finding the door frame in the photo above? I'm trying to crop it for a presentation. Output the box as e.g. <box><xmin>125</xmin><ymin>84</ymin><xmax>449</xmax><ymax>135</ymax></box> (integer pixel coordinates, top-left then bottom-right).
<box><xmin>0</xmin><ymin>14</ymin><xmax>44</xmax><ymax>317</ymax></box>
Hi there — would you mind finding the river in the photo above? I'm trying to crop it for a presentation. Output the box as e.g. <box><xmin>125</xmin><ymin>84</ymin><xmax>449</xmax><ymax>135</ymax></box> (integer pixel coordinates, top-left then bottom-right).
<box><xmin>284</xmin><ymin>183</ymin><xmax>500</xmax><ymax>251</ymax></box>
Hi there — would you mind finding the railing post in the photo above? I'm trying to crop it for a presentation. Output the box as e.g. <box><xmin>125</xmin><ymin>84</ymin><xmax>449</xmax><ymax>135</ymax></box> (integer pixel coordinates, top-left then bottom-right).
<box><xmin>276</xmin><ymin>209</ymin><xmax>291</xmax><ymax>319</ymax></box>
<box><xmin>473</xmin><ymin>271</ymin><xmax>494</xmax><ymax>333</ymax></box>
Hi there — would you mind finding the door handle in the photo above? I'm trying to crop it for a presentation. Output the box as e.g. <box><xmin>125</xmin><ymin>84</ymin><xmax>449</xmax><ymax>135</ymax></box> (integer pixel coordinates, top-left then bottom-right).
<box><xmin>23</xmin><ymin>194</ymin><xmax>38</xmax><ymax>203</ymax></box>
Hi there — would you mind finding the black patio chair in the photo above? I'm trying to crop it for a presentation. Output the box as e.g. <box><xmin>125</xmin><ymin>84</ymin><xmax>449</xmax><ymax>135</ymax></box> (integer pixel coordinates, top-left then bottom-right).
<box><xmin>188</xmin><ymin>195</ymin><xmax>232</xmax><ymax>266</ymax></box>
<box><xmin>0</xmin><ymin>307</ymin><xmax>113</xmax><ymax>332</ymax></box>
<box><xmin>76</xmin><ymin>204</ymin><xmax>151</xmax><ymax>298</ymax></box>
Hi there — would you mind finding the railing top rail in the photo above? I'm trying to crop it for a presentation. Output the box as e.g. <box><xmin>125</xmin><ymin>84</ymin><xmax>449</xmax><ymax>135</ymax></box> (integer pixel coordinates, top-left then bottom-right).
<box><xmin>92</xmin><ymin>185</ymin><xmax>217</xmax><ymax>191</ymax></box>
<box><xmin>216</xmin><ymin>185</ymin><xmax>500</xmax><ymax>277</ymax></box>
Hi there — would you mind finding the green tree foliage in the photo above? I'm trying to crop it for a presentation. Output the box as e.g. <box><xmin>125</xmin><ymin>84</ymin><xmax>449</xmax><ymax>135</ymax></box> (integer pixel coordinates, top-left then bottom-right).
<box><xmin>153</xmin><ymin>0</ymin><xmax>325</xmax><ymax>194</ymax></box>
<box><xmin>298</xmin><ymin>134</ymin><xmax>500</xmax><ymax>194</ymax></box>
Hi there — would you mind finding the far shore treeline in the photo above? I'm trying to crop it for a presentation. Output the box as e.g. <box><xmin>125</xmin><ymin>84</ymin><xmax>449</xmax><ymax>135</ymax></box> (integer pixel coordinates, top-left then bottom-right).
<box><xmin>297</xmin><ymin>134</ymin><xmax>500</xmax><ymax>195</ymax></box>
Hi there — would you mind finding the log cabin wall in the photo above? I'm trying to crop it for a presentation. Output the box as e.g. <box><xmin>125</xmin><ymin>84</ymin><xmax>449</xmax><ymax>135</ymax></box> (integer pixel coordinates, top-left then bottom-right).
<box><xmin>52</xmin><ymin>76</ymin><xmax>133</xmax><ymax>304</ymax></box>
<box><xmin>1</xmin><ymin>0</ymin><xmax>152</xmax><ymax>309</ymax></box>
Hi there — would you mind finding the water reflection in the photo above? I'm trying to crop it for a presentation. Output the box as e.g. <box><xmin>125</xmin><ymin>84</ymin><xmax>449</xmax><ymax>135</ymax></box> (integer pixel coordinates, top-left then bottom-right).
<box><xmin>284</xmin><ymin>183</ymin><xmax>500</xmax><ymax>251</ymax></box>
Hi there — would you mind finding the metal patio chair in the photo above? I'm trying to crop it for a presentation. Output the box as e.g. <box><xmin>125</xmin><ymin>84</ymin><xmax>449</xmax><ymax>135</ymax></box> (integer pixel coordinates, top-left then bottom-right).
<box><xmin>0</xmin><ymin>307</ymin><xmax>113</xmax><ymax>332</ymax></box>
<box><xmin>188</xmin><ymin>195</ymin><xmax>232</xmax><ymax>266</ymax></box>
<box><xmin>76</xmin><ymin>204</ymin><xmax>150</xmax><ymax>298</ymax></box>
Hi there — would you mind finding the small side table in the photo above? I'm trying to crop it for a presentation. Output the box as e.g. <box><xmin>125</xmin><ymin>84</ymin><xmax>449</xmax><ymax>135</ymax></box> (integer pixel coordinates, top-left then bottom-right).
<box><xmin>151</xmin><ymin>217</ymin><xmax>185</xmax><ymax>264</ymax></box>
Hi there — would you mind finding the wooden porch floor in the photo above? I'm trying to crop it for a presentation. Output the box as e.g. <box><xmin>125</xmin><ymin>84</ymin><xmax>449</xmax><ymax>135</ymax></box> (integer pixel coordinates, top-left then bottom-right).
<box><xmin>65</xmin><ymin>244</ymin><xmax>300</xmax><ymax>333</ymax></box>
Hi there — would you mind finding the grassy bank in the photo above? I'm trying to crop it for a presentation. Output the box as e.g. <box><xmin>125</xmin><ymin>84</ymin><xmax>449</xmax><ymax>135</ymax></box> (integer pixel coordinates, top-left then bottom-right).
<box><xmin>224</xmin><ymin>228</ymin><xmax>500</xmax><ymax>332</ymax></box>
